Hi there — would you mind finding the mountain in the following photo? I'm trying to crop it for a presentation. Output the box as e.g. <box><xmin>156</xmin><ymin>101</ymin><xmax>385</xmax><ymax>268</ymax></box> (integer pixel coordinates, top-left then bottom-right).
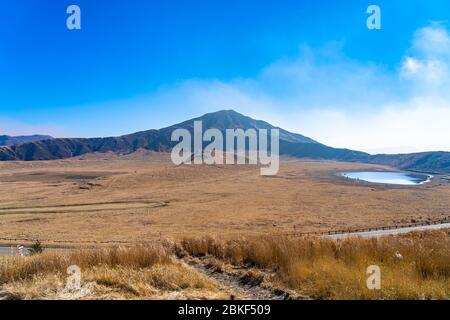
<box><xmin>168</xmin><ymin>110</ymin><xmax>318</xmax><ymax>144</ymax></box>
<box><xmin>0</xmin><ymin>110</ymin><xmax>319</xmax><ymax>161</ymax></box>
<box><xmin>0</xmin><ymin>135</ymin><xmax>52</xmax><ymax>147</ymax></box>
<box><xmin>367</xmin><ymin>152</ymin><xmax>450</xmax><ymax>174</ymax></box>
<box><xmin>0</xmin><ymin>110</ymin><xmax>448</xmax><ymax>173</ymax></box>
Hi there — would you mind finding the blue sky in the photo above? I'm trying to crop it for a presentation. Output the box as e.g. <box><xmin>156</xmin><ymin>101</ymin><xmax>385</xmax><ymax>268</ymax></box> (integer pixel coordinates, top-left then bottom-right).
<box><xmin>1</xmin><ymin>0</ymin><xmax>449</xmax><ymax>153</ymax></box>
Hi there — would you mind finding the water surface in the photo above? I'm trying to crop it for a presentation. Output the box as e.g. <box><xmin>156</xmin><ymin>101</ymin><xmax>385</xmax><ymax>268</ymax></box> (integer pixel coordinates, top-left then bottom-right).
<box><xmin>342</xmin><ymin>171</ymin><xmax>432</xmax><ymax>185</ymax></box>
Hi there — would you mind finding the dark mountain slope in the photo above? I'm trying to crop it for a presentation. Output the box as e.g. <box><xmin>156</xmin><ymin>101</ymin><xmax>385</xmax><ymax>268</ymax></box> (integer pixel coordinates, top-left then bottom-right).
<box><xmin>0</xmin><ymin>135</ymin><xmax>52</xmax><ymax>146</ymax></box>
<box><xmin>368</xmin><ymin>152</ymin><xmax>450</xmax><ymax>174</ymax></box>
<box><xmin>0</xmin><ymin>110</ymin><xmax>318</xmax><ymax>161</ymax></box>
<box><xmin>165</xmin><ymin>110</ymin><xmax>318</xmax><ymax>144</ymax></box>
<box><xmin>280</xmin><ymin>140</ymin><xmax>369</xmax><ymax>161</ymax></box>
<box><xmin>0</xmin><ymin>110</ymin><xmax>448</xmax><ymax>173</ymax></box>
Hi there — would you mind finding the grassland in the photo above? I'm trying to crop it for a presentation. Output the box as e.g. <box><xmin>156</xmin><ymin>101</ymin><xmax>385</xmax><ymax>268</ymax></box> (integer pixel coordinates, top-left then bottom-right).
<box><xmin>0</xmin><ymin>244</ymin><xmax>228</xmax><ymax>300</ymax></box>
<box><xmin>0</xmin><ymin>151</ymin><xmax>448</xmax><ymax>300</ymax></box>
<box><xmin>1</xmin><ymin>230</ymin><xmax>448</xmax><ymax>300</ymax></box>
<box><xmin>179</xmin><ymin>230</ymin><xmax>450</xmax><ymax>300</ymax></box>
<box><xmin>0</xmin><ymin>151</ymin><xmax>448</xmax><ymax>245</ymax></box>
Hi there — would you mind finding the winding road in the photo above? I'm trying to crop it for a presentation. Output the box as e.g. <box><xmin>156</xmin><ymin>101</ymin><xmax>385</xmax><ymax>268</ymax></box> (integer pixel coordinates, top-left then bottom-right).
<box><xmin>327</xmin><ymin>222</ymin><xmax>450</xmax><ymax>239</ymax></box>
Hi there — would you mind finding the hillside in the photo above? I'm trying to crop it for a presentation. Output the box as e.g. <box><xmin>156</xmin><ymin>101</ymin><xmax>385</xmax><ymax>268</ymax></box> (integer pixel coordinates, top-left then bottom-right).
<box><xmin>0</xmin><ymin>110</ymin><xmax>448</xmax><ymax>173</ymax></box>
<box><xmin>0</xmin><ymin>135</ymin><xmax>52</xmax><ymax>146</ymax></box>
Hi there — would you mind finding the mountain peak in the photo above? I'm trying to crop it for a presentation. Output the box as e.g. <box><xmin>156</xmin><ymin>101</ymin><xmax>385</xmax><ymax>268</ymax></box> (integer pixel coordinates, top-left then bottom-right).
<box><xmin>0</xmin><ymin>110</ymin><xmax>448</xmax><ymax>173</ymax></box>
<box><xmin>194</xmin><ymin>109</ymin><xmax>252</xmax><ymax>123</ymax></box>
<box><xmin>184</xmin><ymin>109</ymin><xmax>319</xmax><ymax>144</ymax></box>
<box><xmin>206</xmin><ymin>109</ymin><xmax>241</xmax><ymax>115</ymax></box>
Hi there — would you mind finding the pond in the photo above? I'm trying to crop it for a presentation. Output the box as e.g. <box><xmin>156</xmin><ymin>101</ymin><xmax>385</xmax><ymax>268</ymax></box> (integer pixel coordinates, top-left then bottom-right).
<box><xmin>341</xmin><ymin>171</ymin><xmax>432</xmax><ymax>186</ymax></box>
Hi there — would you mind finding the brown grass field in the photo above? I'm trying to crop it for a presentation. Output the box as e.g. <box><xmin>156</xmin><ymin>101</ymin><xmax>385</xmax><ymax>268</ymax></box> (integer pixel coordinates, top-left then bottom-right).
<box><xmin>0</xmin><ymin>151</ymin><xmax>449</xmax><ymax>300</ymax></box>
<box><xmin>0</xmin><ymin>230</ymin><xmax>448</xmax><ymax>300</ymax></box>
<box><xmin>0</xmin><ymin>244</ymin><xmax>227</xmax><ymax>300</ymax></box>
<box><xmin>0</xmin><ymin>151</ymin><xmax>448</xmax><ymax>245</ymax></box>
<box><xmin>179</xmin><ymin>230</ymin><xmax>450</xmax><ymax>300</ymax></box>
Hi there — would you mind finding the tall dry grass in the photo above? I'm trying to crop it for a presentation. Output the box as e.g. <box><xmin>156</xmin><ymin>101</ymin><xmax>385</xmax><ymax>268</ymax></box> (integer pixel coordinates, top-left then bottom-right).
<box><xmin>0</xmin><ymin>245</ymin><xmax>171</xmax><ymax>284</ymax></box>
<box><xmin>0</xmin><ymin>245</ymin><xmax>223</xmax><ymax>300</ymax></box>
<box><xmin>2</xmin><ymin>231</ymin><xmax>448</xmax><ymax>300</ymax></box>
<box><xmin>181</xmin><ymin>230</ymin><xmax>450</xmax><ymax>300</ymax></box>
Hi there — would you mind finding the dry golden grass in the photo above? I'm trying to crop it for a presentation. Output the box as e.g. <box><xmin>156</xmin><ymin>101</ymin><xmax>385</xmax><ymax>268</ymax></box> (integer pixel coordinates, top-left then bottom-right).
<box><xmin>0</xmin><ymin>152</ymin><xmax>448</xmax><ymax>244</ymax></box>
<box><xmin>180</xmin><ymin>230</ymin><xmax>450</xmax><ymax>300</ymax></box>
<box><xmin>0</xmin><ymin>245</ymin><xmax>170</xmax><ymax>283</ymax></box>
<box><xmin>1</xmin><ymin>231</ymin><xmax>449</xmax><ymax>300</ymax></box>
<box><xmin>0</xmin><ymin>245</ymin><xmax>226</xmax><ymax>300</ymax></box>
<box><xmin>0</xmin><ymin>152</ymin><xmax>449</xmax><ymax>300</ymax></box>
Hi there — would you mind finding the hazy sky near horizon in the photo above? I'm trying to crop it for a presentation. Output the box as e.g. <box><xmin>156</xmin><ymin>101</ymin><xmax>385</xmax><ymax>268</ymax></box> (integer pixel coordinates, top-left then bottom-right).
<box><xmin>1</xmin><ymin>0</ymin><xmax>449</xmax><ymax>154</ymax></box>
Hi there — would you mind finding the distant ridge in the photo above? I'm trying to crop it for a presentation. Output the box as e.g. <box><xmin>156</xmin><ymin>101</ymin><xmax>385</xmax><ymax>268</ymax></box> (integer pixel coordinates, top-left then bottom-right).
<box><xmin>0</xmin><ymin>110</ymin><xmax>448</xmax><ymax>173</ymax></box>
<box><xmin>0</xmin><ymin>135</ymin><xmax>52</xmax><ymax>147</ymax></box>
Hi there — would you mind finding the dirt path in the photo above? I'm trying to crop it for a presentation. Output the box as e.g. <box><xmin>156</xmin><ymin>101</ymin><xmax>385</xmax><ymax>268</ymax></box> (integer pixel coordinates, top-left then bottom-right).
<box><xmin>180</xmin><ymin>256</ymin><xmax>303</xmax><ymax>300</ymax></box>
<box><xmin>0</xmin><ymin>200</ymin><xmax>167</xmax><ymax>215</ymax></box>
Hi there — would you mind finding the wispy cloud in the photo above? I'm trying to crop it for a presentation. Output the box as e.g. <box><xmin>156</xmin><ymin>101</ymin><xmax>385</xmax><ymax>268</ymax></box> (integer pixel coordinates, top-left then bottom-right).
<box><xmin>401</xmin><ymin>23</ymin><xmax>450</xmax><ymax>90</ymax></box>
<box><xmin>130</xmin><ymin>23</ymin><xmax>450</xmax><ymax>154</ymax></box>
<box><xmin>46</xmin><ymin>23</ymin><xmax>450</xmax><ymax>154</ymax></box>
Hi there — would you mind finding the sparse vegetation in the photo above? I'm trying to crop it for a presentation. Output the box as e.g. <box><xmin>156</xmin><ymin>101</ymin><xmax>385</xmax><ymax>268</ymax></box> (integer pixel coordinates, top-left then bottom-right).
<box><xmin>28</xmin><ymin>240</ymin><xmax>44</xmax><ymax>255</ymax></box>
<box><xmin>0</xmin><ymin>156</ymin><xmax>449</xmax><ymax>300</ymax></box>
<box><xmin>180</xmin><ymin>230</ymin><xmax>450</xmax><ymax>300</ymax></box>
<box><xmin>0</xmin><ymin>245</ymin><xmax>225</xmax><ymax>300</ymax></box>
<box><xmin>1</xmin><ymin>231</ymin><xmax>449</xmax><ymax>300</ymax></box>
<box><xmin>0</xmin><ymin>156</ymin><xmax>449</xmax><ymax>244</ymax></box>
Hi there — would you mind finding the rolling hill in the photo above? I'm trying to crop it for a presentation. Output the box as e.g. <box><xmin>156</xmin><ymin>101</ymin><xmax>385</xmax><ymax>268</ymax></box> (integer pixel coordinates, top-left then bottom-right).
<box><xmin>0</xmin><ymin>110</ymin><xmax>448</xmax><ymax>173</ymax></box>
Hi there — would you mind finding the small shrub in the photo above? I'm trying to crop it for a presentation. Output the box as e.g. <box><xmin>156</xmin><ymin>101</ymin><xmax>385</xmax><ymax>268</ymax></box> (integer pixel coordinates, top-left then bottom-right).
<box><xmin>28</xmin><ymin>240</ymin><xmax>44</xmax><ymax>255</ymax></box>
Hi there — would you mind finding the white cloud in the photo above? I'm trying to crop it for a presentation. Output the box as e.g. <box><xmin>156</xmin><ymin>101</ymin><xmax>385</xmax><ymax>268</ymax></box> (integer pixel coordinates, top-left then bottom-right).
<box><xmin>291</xmin><ymin>97</ymin><xmax>450</xmax><ymax>154</ymax></box>
<box><xmin>401</xmin><ymin>57</ymin><xmax>446</xmax><ymax>83</ymax></box>
<box><xmin>401</xmin><ymin>24</ymin><xmax>450</xmax><ymax>88</ymax></box>
<box><xmin>402</xmin><ymin>57</ymin><xmax>421</xmax><ymax>74</ymax></box>
<box><xmin>57</xmin><ymin>24</ymin><xmax>450</xmax><ymax>153</ymax></box>
<box><xmin>142</xmin><ymin>24</ymin><xmax>450</xmax><ymax>154</ymax></box>
<box><xmin>413</xmin><ymin>24</ymin><xmax>450</xmax><ymax>58</ymax></box>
